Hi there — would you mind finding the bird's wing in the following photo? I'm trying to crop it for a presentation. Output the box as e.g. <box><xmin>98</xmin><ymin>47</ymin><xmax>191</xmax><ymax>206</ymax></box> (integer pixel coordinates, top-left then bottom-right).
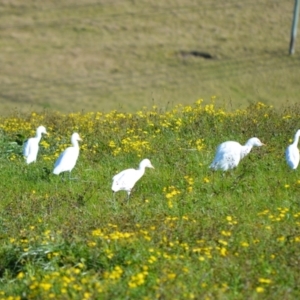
<box><xmin>23</xmin><ymin>139</ymin><xmax>31</xmax><ymax>156</ymax></box>
<box><xmin>210</xmin><ymin>142</ymin><xmax>241</xmax><ymax>170</ymax></box>
<box><xmin>23</xmin><ymin>138</ymin><xmax>39</xmax><ymax>162</ymax></box>
<box><xmin>212</xmin><ymin>142</ymin><xmax>234</xmax><ymax>161</ymax></box>
<box><xmin>112</xmin><ymin>168</ymin><xmax>137</xmax><ymax>191</ymax></box>
<box><xmin>285</xmin><ymin>145</ymin><xmax>300</xmax><ymax>169</ymax></box>
<box><xmin>54</xmin><ymin>147</ymin><xmax>79</xmax><ymax>173</ymax></box>
<box><xmin>112</xmin><ymin>169</ymin><xmax>128</xmax><ymax>181</ymax></box>
<box><xmin>217</xmin><ymin>141</ymin><xmax>240</xmax><ymax>153</ymax></box>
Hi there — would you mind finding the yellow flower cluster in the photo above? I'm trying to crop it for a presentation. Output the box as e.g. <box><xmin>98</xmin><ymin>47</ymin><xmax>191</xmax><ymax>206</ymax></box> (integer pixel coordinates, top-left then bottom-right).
<box><xmin>3</xmin><ymin>97</ymin><xmax>272</xmax><ymax>165</ymax></box>
<box><xmin>257</xmin><ymin>207</ymin><xmax>290</xmax><ymax>222</ymax></box>
<box><xmin>226</xmin><ymin>216</ymin><xmax>238</xmax><ymax>225</ymax></box>
<box><xmin>128</xmin><ymin>266</ymin><xmax>149</xmax><ymax>288</ymax></box>
<box><xmin>103</xmin><ymin>266</ymin><xmax>123</xmax><ymax>281</ymax></box>
<box><xmin>184</xmin><ymin>175</ymin><xmax>194</xmax><ymax>193</ymax></box>
<box><xmin>163</xmin><ymin>186</ymin><xmax>181</xmax><ymax>208</ymax></box>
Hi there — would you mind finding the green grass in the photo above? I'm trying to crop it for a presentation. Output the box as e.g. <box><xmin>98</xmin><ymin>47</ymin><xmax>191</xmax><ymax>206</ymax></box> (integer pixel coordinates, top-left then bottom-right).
<box><xmin>0</xmin><ymin>101</ymin><xmax>300</xmax><ymax>299</ymax></box>
<box><xmin>0</xmin><ymin>0</ymin><xmax>300</xmax><ymax>114</ymax></box>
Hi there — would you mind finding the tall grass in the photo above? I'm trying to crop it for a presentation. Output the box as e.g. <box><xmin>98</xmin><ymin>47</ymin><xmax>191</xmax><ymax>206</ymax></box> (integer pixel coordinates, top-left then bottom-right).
<box><xmin>0</xmin><ymin>100</ymin><xmax>300</xmax><ymax>299</ymax></box>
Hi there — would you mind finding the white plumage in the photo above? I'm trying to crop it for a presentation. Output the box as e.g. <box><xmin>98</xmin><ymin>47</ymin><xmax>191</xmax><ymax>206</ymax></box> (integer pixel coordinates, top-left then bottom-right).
<box><xmin>112</xmin><ymin>158</ymin><xmax>154</xmax><ymax>198</ymax></box>
<box><xmin>23</xmin><ymin>125</ymin><xmax>47</xmax><ymax>164</ymax></box>
<box><xmin>285</xmin><ymin>129</ymin><xmax>300</xmax><ymax>170</ymax></box>
<box><xmin>53</xmin><ymin>132</ymin><xmax>82</xmax><ymax>176</ymax></box>
<box><xmin>209</xmin><ymin>137</ymin><xmax>264</xmax><ymax>171</ymax></box>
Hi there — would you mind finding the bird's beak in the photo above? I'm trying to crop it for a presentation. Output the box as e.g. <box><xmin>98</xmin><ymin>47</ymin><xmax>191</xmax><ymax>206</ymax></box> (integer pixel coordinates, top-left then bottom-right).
<box><xmin>151</xmin><ymin>164</ymin><xmax>155</xmax><ymax>169</ymax></box>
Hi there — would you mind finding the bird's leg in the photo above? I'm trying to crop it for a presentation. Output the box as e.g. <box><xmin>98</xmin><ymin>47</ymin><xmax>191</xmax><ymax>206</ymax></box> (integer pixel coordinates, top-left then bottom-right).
<box><xmin>127</xmin><ymin>190</ymin><xmax>131</xmax><ymax>201</ymax></box>
<box><xmin>69</xmin><ymin>172</ymin><xmax>79</xmax><ymax>181</ymax></box>
<box><xmin>221</xmin><ymin>172</ymin><xmax>225</xmax><ymax>189</ymax></box>
<box><xmin>61</xmin><ymin>172</ymin><xmax>65</xmax><ymax>182</ymax></box>
<box><xmin>111</xmin><ymin>192</ymin><xmax>118</xmax><ymax>210</ymax></box>
<box><xmin>211</xmin><ymin>171</ymin><xmax>216</xmax><ymax>193</ymax></box>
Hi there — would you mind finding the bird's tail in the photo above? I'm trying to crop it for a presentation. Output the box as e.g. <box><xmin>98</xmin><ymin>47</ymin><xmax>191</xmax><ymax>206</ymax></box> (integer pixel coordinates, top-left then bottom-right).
<box><xmin>26</xmin><ymin>156</ymin><xmax>35</xmax><ymax>164</ymax></box>
<box><xmin>53</xmin><ymin>167</ymin><xmax>60</xmax><ymax>175</ymax></box>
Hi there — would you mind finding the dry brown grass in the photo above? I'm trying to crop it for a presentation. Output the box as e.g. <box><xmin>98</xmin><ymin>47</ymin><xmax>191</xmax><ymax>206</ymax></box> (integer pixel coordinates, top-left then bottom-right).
<box><xmin>0</xmin><ymin>0</ymin><xmax>299</xmax><ymax>115</ymax></box>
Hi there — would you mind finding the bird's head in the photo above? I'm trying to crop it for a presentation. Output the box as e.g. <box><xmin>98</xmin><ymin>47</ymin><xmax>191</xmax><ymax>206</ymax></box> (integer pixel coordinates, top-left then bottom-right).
<box><xmin>247</xmin><ymin>137</ymin><xmax>265</xmax><ymax>147</ymax></box>
<box><xmin>141</xmin><ymin>158</ymin><xmax>154</xmax><ymax>169</ymax></box>
<box><xmin>37</xmin><ymin>126</ymin><xmax>48</xmax><ymax>135</ymax></box>
<box><xmin>72</xmin><ymin>132</ymin><xmax>82</xmax><ymax>142</ymax></box>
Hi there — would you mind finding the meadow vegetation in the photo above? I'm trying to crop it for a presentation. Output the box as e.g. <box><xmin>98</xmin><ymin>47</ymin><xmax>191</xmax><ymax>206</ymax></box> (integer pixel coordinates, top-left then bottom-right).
<box><xmin>0</xmin><ymin>99</ymin><xmax>300</xmax><ymax>299</ymax></box>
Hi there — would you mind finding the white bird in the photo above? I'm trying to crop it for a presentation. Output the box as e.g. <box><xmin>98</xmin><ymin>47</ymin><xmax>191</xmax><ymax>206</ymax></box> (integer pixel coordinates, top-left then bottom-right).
<box><xmin>209</xmin><ymin>137</ymin><xmax>265</xmax><ymax>171</ymax></box>
<box><xmin>53</xmin><ymin>132</ymin><xmax>82</xmax><ymax>178</ymax></box>
<box><xmin>23</xmin><ymin>125</ymin><xmax>48</xmax><ymax>164</ymax></box>
<box><xmin>112</xmin><ymin>158</ymin><xmax>154</xmax><ymax>199</ymax></box>
<box><xmin>285</xmin><ymin>129</ymin><xmax>300</xmax><ymax>170</ymax></box>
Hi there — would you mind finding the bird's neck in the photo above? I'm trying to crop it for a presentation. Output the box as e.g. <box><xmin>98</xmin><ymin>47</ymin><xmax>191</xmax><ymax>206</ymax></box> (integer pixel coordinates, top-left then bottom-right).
<box><xmin>72</xmin><ymin>140</ymin><xmax>80</xmax><ymax>149</ymax></box>
<box><xmin>35</xmin><ymin>133</ymin><xmax>42</xmax><ymax>142</ymax></box>
<box><xmin>240</xmin><ymin>144</ymin><xmax>252</xmax><ymax>158</ymax></box>
<box><xmin>138</xmin><ymin>166</ymin><xmax>146</xmax><ymax>175</ymax></box>
<box><xmin>293</xmin><ymin>133</ymin><xmax>300</xmax><ymax>146</ymax></box>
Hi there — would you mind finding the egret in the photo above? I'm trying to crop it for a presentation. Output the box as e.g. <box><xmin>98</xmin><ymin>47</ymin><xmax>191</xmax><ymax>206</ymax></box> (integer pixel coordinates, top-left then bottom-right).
<box><xmin>209</xmin><ymin>137</ymin><xmax>264</xmax><ymax>171</ymax></box>
<box><xmin>112</xmin><ymin>158</ymin><xmax>154</xmax><ymax>199</ymax></box>
<box><xmin>285</xmin><ymin>129</ymin><xmax>300</xmax><ymax>170</ymax></box>
<box><xmin>53</xmin><ymin>132</ymin><xmax>82</xmax><ymax>178</ymax></box>
<box><xmin>23</xmin><ymin>126</ymin><xmax>47</xmax><ymax>164</ymax></box>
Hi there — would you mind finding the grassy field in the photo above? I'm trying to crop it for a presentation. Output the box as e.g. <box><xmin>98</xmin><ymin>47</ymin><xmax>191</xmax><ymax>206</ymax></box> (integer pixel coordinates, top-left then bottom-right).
<box><xmin>0</xmin><ymin>100</ymin><xmax>300</xmax><ymax>299</ymax></box>
<box><xmin>0</xmin><ymin>0</ymin><xmax>300</xmax><ymax>115</ymax></box>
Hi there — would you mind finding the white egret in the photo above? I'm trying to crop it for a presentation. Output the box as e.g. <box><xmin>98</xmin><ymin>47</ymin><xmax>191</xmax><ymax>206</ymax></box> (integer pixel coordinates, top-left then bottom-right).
<box><xmin>23</xmin><ymin>125</ymin><xmax>47</xmax><ymax>164</ymax></box>
<box><xmin>285</xmin><ymin>129</ymin><xmax>300</xmax><ymax>170</ymax></box>
<box><xmin>53</xmin><ymin>132</ymin><xmax>82</xmax><ymax>178</ymax></box>
<box><xmin>112</xmin><ymin>158</ymin><xmax>154</xmax><ymax>199</ymax></box>
<box><xmin>209</xmin><ymin>137</ymin><xmax>265</xmax><ymax>171</ymax></box>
